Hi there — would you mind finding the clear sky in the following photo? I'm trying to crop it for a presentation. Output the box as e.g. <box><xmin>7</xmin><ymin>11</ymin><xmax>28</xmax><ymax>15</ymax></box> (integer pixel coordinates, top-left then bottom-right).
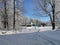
<box><xmin>24</xmin><ymin>0</ymin><xmax>50</xmax><ymax>22</ymax></box>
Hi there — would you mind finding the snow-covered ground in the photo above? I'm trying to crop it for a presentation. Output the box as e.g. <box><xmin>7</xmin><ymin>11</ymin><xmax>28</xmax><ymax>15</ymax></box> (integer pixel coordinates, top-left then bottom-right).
<box><xmin>0</xmin><ymin>26</ymin><xmax>60</xmax><ymax>45</ymax></box>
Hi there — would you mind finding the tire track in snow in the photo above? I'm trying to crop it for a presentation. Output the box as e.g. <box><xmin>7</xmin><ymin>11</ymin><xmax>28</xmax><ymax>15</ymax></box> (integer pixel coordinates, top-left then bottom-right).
<box><xmin>36</xmin><ymin>32</ymin><xmax>60</xmax><ymax>45</ymax></box>
<box><xmin>32</xmin><ymin>32</ymin><xmax>58</xmax><ymax>45</ymax></box>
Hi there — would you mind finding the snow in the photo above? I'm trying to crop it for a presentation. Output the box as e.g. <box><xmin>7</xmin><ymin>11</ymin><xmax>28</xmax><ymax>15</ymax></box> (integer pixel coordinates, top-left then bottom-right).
<box><xmin>0</xmin><ymin>26</ymin><xmax>60</xmax><ymax>45</ymax></box>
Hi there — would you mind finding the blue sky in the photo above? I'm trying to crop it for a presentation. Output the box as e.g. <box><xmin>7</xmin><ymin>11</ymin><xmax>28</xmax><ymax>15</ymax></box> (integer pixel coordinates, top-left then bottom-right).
<box><xmin>24</xmin><ymin>0</ymin><xmax>50</xmax><ymax>22</ymax></box>
<box><xmin>0</xmin><ymin>0</ymin><xmax>50</xmax><ymax>22</ymax></box>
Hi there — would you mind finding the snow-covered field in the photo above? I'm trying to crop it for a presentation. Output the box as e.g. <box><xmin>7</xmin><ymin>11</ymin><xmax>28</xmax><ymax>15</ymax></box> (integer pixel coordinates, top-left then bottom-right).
<box><xmin>0</xmin><ymin>26</ymin><xmax>60</xmax><ymax>45</ymax></box>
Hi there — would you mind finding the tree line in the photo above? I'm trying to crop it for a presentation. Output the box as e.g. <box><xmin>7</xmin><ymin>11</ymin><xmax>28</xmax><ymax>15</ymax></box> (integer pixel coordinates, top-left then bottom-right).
<box><xmin>0</xmin><ymin>0</ymin><xmax>25</xmax><ymax>30</ymax></box>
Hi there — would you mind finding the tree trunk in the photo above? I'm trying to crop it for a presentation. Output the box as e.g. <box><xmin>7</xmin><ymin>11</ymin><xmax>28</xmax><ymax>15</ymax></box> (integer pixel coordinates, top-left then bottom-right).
<box><xmin>4</xmin><ymin>0</ymin><xmax>8</xmax><ymax>29</ymax></box>
<box><xmin>13</xmin><ymin>0</ymin><xmax>15</xmax><ymax>29</ymax></box>
<box><xmin>52</xmin><ymin>0</ymin><xmax>55</xmax><ymax>30</ymax></box>
<box><xmin>52</xmin><ymin>22</ymin><xmax>55</xmax><ymax>30</ymax></box>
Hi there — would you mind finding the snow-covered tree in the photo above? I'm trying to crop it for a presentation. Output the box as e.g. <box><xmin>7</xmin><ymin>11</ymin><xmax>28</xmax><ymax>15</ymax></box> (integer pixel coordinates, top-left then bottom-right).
<box><xmin>33</xmin><ymin>0</ymin><xmax>56</xmax><ymax>30</ymax></box>
<box><xmin>0</xmin><ymin>0</ymin><xmax>25</xmax><ymax>30</ymax></box>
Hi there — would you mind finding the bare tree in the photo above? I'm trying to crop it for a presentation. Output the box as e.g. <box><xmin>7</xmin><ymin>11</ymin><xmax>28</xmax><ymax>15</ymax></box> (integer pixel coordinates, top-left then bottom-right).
<box><xmin>33</xmin><ymin>0</ymin><xmax>56</xmax><ymax>30</ymax></box>
<box><xmin>13</xmin><ymin>0</ymin><xmax>25</xmax><ymax>29</ymax></box>
<box><xmin>0</xmin><ymin>0</ymin><xmax>9</xmax><ymax>29</ymax></box>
